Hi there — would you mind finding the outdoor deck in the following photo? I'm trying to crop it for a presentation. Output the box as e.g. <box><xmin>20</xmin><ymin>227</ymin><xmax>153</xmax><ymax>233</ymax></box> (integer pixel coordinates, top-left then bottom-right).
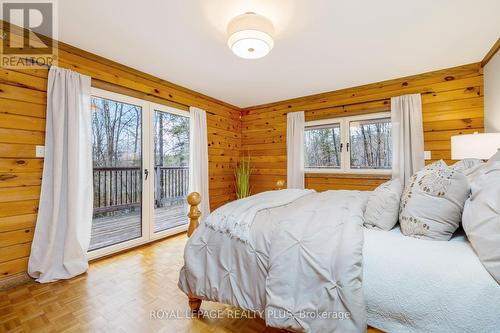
<box><xmin>89</xmin><ymin>203</ymin><xmax>188</xmax><ymax>251</ymax></box>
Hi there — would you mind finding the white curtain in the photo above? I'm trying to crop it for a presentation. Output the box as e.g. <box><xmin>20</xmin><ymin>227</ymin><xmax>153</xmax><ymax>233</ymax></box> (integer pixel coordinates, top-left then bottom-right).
<box><xmin>287</xmin><ymin>111</ymin><xmax>305</xmax><ymax>189</ymax></box>
<box><xmin>28</xmin><ymin>67</ymin><xmax>92</xmax><ymax>283</ymax></box>
<box><xmin>189</xmin><ymin>107</ymin><xmax>210</xmax><ymax>219</ymax></box>
<box><xmin>391</xmin><ymin>94</ymin><xmax>425</xmax><ymax>186</ymax></box>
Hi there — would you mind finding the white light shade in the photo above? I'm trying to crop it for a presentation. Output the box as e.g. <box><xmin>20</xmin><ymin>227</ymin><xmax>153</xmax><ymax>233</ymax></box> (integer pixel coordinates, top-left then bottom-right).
<box><xmin>227</xmin><ymin>12</ymin><xmax>274</xmax><ymax>59</ymax></box>
<box><xmin>451</xmin><ymin>133</ymin><xmax>500</xmax><ymax>160</ymax></box>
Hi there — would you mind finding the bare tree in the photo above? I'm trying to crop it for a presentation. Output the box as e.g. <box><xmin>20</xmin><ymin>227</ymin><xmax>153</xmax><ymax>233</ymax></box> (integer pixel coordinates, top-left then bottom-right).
<box><xmin>305</xmin><ymin>119</ymin><xmax>392</xmax><ymax>170</ymax></box>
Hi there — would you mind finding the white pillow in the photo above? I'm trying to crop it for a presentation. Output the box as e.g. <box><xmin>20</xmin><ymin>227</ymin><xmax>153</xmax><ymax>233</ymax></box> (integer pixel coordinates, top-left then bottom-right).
<box><xmin>364</xmin><ymin>179</ymin><xmax>403</xmax><ymax>231</ymax></box>
<box><xmin>489</xmin><ymin>149</ymin><xmax>500</xmax><ymax>162</ymax></box>
<box><xmin>399</xmin><ymin>160</ymin><xmax>470</xmax><ymax>241</ymax></box>
<box><xmin>451</xmin><ymin>158</ymin><xmax>484</xmax><ymax>177</ymax></box>
<box><xmin>462</xmin><ymin>152</ymin><xmax>500</xmax><ymax>283</ymax></box>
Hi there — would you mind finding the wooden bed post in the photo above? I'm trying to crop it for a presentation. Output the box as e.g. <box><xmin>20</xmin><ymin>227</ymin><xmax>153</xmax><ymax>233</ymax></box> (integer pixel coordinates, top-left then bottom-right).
<box><xmin>187</xmin><ymin>192</ymin><xmax>201</xmax><ymax>237</ymax></box>
<box><xmin>187</xmin><ymin>192</ymin><xmax>202</xmax><ymax>312</ymax></box>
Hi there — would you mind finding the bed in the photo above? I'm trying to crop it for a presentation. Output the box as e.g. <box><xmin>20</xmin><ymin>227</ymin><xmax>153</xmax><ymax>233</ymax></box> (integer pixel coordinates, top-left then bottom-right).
<box><xmin>364</xmin><ymin>227</ymin><xmax>500</xmax><ymax>332</ymax></box>
<box><xmin>178</xmin><ymin>190</ymin><xmax>500</xmax><ymax>333</ymax></box>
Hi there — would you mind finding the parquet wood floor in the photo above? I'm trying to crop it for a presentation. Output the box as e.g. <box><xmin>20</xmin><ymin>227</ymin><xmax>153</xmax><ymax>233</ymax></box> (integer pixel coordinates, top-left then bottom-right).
<box><xmin>0</xmin><ymin>233</ymin><xmax>382</xmax><ymax>333</ymax></box>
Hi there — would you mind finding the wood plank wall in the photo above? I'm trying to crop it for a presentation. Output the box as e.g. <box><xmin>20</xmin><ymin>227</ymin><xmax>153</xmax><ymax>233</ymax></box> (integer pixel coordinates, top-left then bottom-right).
<box><xmin>0</xmin><ymin>42</ymin><xmax>241</xmax><ymax>279</ymax></box>
<box><xmin>0</xmin><ymin>23</ymin><xmax>485</xmax><ymax>282</ymax></box>
<box><xmin>241</xmin><ymin>63</ymin><xmax>484</xmax><ymax>194</ymax></box>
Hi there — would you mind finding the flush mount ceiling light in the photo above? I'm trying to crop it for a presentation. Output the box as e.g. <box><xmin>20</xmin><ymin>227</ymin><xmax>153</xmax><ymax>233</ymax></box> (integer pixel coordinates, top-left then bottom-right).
<box><xmin>227</xmin><ymin>12</ymin><xmax>274</xmax><ymax>59</ymax></box>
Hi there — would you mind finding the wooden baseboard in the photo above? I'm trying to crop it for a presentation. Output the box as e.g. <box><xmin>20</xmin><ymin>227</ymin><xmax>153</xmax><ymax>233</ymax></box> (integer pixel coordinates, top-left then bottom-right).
<box><xmin>0</xmin><ymin>272</ymin><xmax>33</xmax><ymax>290</ymax></box>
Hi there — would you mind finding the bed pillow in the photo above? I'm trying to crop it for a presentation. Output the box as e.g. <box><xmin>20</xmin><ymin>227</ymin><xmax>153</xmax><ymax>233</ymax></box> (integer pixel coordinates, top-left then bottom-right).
<box><xmin>399</xmin><ymin>160</ymin><xmax>470</xmax><ymax>240</ymax></box>
<box><xmin>451</xmin><ymin>158</ymin><xmax>484</xmax><ymax>177</ymax></box>
<box><xmin>489</xmin><ymin>149</ymin><xmax>500</xmax><ymax>162</ymax></box>
<box><xmin>364</xmin><ymin>179</ymin><xmax>402</xmax><ymax>230</ymax></box>
<box><xmin>462</xmin><ymin>154</ymin><xmax>500</xmax><ymax>283</ymax></box>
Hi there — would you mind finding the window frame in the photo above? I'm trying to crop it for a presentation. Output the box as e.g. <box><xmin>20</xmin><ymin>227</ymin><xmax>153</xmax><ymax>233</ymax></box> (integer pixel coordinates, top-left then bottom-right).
<box><xmin>304</xmin><ymin>112</ymin><xmax>392</xmax><ymax>175</ymax></box>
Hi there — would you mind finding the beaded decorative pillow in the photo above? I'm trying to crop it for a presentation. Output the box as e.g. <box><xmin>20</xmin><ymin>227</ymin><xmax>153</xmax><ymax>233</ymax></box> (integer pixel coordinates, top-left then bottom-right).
<box><xmin>399</xmin><ymin>160</ymin><xmax>470</xmax><ymax>241</ymax></box>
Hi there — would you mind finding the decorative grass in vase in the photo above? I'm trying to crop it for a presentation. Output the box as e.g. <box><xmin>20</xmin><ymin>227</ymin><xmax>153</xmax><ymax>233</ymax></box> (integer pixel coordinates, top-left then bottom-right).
<box><xmin>234</xmin><ymin>155</ymin><xmax>251</xmax><ymax>199</ymax></box>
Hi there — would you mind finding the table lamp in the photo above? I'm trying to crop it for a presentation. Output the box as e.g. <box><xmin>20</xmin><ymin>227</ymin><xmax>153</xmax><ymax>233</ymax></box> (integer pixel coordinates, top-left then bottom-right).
<box><xmin>451</xmin><ymin>132</ymin><xmax>500</xmax><ymax>160</ymax></box>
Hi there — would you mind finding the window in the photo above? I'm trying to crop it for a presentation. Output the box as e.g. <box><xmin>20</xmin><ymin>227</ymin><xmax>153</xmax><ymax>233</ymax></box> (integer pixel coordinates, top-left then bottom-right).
<box><xmin>304</xmin><ymin>123</ymin><xmax>341</xmax><ymax>169</ymax></box>
<box><xmin>304</xmin><ymin>113</ymin><xmax>392</xmax><ymax>173</ymax></box>
<box><xmin>349</xmin><ymin>117</ymin><xmax>392</xmax><ymax>170</ymax></box>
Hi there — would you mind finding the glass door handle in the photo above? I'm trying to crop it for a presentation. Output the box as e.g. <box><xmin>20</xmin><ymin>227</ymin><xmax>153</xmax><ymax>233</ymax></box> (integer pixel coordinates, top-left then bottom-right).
<box><xmin>144</xmin><ymin>169</ymin><xmax>149</xmax><ymax>180</ymax></box>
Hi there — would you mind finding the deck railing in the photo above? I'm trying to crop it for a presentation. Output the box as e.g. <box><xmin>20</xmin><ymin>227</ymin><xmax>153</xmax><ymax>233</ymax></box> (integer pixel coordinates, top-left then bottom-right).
<box><xmin>93</xmin><ymin>166</ymin><xmax>189</xmax><ymax>214</ymax></box>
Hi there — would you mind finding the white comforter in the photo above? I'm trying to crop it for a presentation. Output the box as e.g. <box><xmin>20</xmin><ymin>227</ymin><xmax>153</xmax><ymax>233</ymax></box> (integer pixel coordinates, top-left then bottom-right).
<box><xmin>179</xmin><ymin>190</ymin><xmax>367</xmax><ymax>332</ymax></box>
<box><xmin>204</xmin><ymin>189</ymin><xmax>314</xmax><ymax>242</ymax></box>
<box><xmin>364</xmin><ymin>227</ymin><xmax>500</xmax><ymax>333</ymax></box>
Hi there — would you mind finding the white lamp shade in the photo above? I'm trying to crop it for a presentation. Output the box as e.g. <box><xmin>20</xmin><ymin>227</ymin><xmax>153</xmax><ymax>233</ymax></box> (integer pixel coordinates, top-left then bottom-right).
<box><xmin>451</xmin><ymin>133</ymin><xmax>500</xmax><ymax>160</ymax></box>
<box><xmin>227</xmin><ymin>12</ymin><xmax>274</xmax><ymax>59</ymax></box>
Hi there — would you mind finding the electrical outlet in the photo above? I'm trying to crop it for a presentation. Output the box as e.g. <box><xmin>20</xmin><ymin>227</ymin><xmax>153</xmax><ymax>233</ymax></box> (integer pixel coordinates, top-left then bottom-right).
<box><xmin>424</xmin><ymin>151</ymin><xmax>431</xmax><ymax>160</ymax></box>
<box><xmin>36</xmin><ymin>145</ymin><xmax>45</xmax><ymax>158</ymax></box>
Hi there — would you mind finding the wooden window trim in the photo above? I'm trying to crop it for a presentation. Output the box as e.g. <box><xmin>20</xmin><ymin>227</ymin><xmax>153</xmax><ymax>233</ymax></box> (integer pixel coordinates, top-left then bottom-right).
<box><xmin>305</xmin><ymin>172</ymin><xmax>391</xmax><ymax>180</ymax></box>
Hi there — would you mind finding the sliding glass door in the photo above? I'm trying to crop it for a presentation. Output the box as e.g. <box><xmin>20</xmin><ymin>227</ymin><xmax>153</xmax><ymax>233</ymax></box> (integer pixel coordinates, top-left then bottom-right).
<box><xmin>151</xmin><ymin>105</ymin><xmax>190</xmax><ymax>239</ymax></box>
<box><xmin>89</xmin><ymin>92</ymin><xmax>146</xmax><ymax>255</ymax></box>
<box><xmin>88</xmin><ymin>88</ymin><xmax>189</xmax><ymax>259</ymax></box>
